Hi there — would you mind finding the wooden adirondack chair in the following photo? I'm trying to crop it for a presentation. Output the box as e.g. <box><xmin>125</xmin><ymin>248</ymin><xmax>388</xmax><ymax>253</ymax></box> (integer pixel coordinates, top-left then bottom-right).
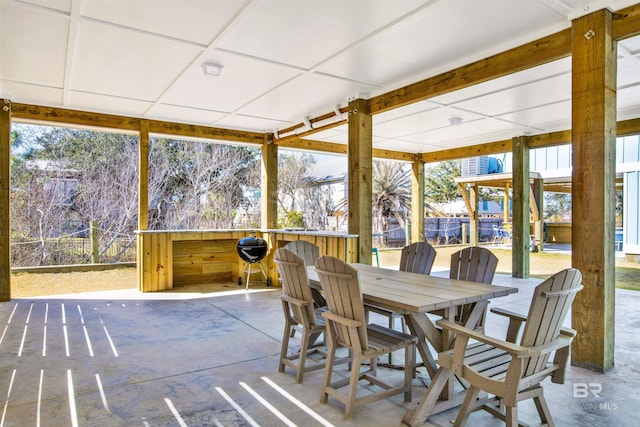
<box><xmin>432</xmin><ymin>268</ymin><xmax>583</xmax><ymax>427</ymax></box>
<box><xmin>315</xmin><ymin>255</ymin><xmax>418</xmax><ymax>420</ymax></box>
<box><xmin>284</xmin><ymin>240</ymin><xmax>320</xmax><ymax>266</ymax></box>
<box><xmin>284</xmin><ymin>240</ymin><xmax>325</xmax><ymax>309</ymax></box>
<box><xmin>273</xmin><ymin>248</ymin><xmax>329</xmax><ymax>383</ymax></box>
<box><xmin>448</xmin><ymin>246</ymin><xmax>499</xmax><ymax>330</ymax></box>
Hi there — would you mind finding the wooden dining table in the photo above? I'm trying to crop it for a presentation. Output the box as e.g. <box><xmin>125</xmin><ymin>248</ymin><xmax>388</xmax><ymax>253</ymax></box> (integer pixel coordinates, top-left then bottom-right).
<box><xmin>307</xmin><ymin>263</ymin><xmax>518</xmax><ymax>426</ymax></box>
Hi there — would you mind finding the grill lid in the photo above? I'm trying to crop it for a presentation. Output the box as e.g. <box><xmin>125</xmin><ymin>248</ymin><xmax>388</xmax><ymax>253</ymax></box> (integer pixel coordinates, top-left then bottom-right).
<box><xmin>237</xmin><ymin>236</ymin><xmax>267</xmax><ymax>263</ymax></box>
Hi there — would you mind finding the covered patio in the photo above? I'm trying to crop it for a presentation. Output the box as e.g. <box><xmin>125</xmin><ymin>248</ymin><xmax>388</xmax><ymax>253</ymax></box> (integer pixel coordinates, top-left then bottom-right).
<box><xmin>1</xmin><ymin>2</ymin><xmax>640</xmax><ymax>423</ymax></box>
<box><xmin>0</xmin><ymin>272</ymin><xmax>637</xmax><ymax>426</ymax></box>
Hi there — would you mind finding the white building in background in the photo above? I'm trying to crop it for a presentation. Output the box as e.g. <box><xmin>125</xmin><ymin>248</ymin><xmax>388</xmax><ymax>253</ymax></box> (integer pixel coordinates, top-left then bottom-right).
<box><xmin>493</xmin><ymin>134</ymin><xmax>640</xmax><ymax>257</ymax></box>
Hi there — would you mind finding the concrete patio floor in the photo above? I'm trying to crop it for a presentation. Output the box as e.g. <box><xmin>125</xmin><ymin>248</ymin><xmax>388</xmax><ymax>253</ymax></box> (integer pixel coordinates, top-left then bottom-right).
<box><xmin>0</xmin><ymin>272</ymin><xmax>637</xmax><ymax>427</ymax></box>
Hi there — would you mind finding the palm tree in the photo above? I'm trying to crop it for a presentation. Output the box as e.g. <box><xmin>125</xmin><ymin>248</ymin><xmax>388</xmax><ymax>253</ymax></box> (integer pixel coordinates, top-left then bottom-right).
<box><xmin>372</xmin><ymin>160</ymin><xmax>411</xmax><ymax>240</ymax></box>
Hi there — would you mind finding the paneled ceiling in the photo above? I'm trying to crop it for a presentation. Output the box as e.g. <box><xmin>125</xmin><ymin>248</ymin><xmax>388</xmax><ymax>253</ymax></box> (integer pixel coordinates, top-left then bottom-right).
<box><xmin>1</xmin><ymin>0</ymin><xmax>639</xmax><ymax>154</ymax></box>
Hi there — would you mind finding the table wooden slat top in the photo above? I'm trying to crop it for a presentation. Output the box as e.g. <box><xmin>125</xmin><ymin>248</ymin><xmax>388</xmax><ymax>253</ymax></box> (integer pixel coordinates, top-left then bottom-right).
<box><xmin>307</xmin><ymin>263</ymin><xmax>517</xmax><ymax>314</ymax></box>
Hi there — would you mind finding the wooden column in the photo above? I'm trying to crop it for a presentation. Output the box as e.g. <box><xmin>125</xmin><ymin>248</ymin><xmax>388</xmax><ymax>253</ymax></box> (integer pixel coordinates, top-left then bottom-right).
<box><xmin>503</xmin><ymin>184</ymin><xmax>510</xmax><ymax>223</ymax></box>
<box><xmin>457</xmin><ymin>182</ymin><xmax>478</xmax><ymax>245</ymax></box>
<box><xmin>138</xmin><ymin>120</ymin><xmax>149</xmax><ymax>230</ymax></box>
<box><xmin>571</xmin><ymin>9</ymin><xmax>616</xmax><ymax>372</ymax></box>
<box><xmin>512</xmin><ymin>135</ymin><xmax>530</xmax><ymax>278</ymax></box>
<box><xmin>531</xmin><ymin>178</ymin><xmax>544</xmax><ymax>251</ymax></box>
<box><xmin>469</xmin><ymin>183</ymin><xmax>479</xmax><ymax>246</ymax></box>
<box><xmin>0</xmin><ymin>100</ymin><xmax>10</xmax><ymax>301</ymax></box>
<box><xmin>261</xmin><ymin>133</ymin><xmax>278</xmax><ymax>230</ymax></box>
<box><xmin>347</xmin><ymin>98</ymin><xmax>372</xmax><ymax>264</ymax></box>
<box><xmin>411</xmin><ymin>157</ymin><xmax>425</xmax><ymax>243</ymax></box>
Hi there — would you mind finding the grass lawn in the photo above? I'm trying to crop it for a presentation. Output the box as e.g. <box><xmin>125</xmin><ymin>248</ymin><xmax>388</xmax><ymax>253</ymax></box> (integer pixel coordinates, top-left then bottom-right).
<box><xmin>10</xmin><ymin>245</ymin><xmax>640</xmax><ymax>298</ymax></box>
<box><xmin>379</xmin><ymin>245</ymin><xmax>640</xmax><ymax>291</ymax></box>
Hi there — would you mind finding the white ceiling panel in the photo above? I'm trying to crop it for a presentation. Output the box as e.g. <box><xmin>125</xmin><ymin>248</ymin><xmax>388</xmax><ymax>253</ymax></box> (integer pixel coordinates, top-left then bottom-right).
<box><xmin>618</xmin><ymin>85</ymin><xmax>640</xmax><ymax>110</ymax></box>
<box><xmin>373</xmin><ymin>101</ymin><xmax>440</xmax><ymax>124</ymax></box>
<box><xmin>0</xmin><ymin>80</ymin><xmax>63</xmax><ymax>106</ymax></box>
<box><xmin>2</xmin><ymin>0</ymin><xmax>638</xmax><ymax>156</ymax></box>
<box><xmin>17</xmin><ymin>0</ymin><xmax>70</xmax><ymax>13</ymax></box>
<box><xmin>238</xmin><ymin>72</ymin><xmax>373</xmax><ymax>124</ymax></box>
<box><xmin>215</xmin><ymin>0</ymin><xmax>429</xmax><ymax>69</ymax></box>
<box><xmin>447</xmin><ymin>74</ymin><xmax>572</xmax><ymax>117</ymax></box>
<box><xmin>374</xmin><ymin>106</ymin><xmax>487</xmax><ymax>139</ymax></box>
<box><xmin>162</xmin><ymin>51</ymin><xmax>303</xmax><ymax>113</ymax></box>
<box><xmin>497</xmin><ymin>101</ymin><xmax>572</xmax><ymax>131</ymax></box>
<box><xmin>68</xmin><ymin>91</ymin><xmax>152</xmax><ymax>117</ymax></box>
<box><xmin>431</xmin><ymin>58</ymin><xmax>572</xmax><ymax>106</ymax></box>
<box><xmin>71</xmin><ymin>20</ymin><xmax>203</xmax><ymax>100</ymax></box>
<box><xmin>619</xmin><ymin>33</ymin><xmax>640</xmax><ymax>52</ymax></box>
<box><xmin>403</xmin><ymin>117</ymin><xmax>523</xmax><ymax>145</ymax></box>
<box><xmin>213</xmin><ymin>114</ymin><xmax>292</xmax><ymax>134</ymax></box>
<box><xmin>317</xmin><ymin>0</ymin><xmax>569</xmax><ymax>88</ymax></box>
<box><xmin>308</xmin><ymin>127</ymin><xmax>348</xmax><ymax>143</ymax></box>
<box><xmin>375</xmin><ymin>138</ymin><xmax>445</xmax><ymax>153</ymax></box>
<box><xmin>80</xmin><ymin>0</ymin><xmax>245</xmax><ymax>46</ymax></box>
<box><xmin>145</xmin><ymin>103</ymin><xmax>226</xmax><ymax>125</ymax></box>
<box><xmin>617</xmin><ymin>55</ymin><xmax>640</xmax><ymax>87</ymax></box>
<box><xmin>0</xmin><ymin>2</ymin><xmax>69</xmax><ymax>87</ymax></box>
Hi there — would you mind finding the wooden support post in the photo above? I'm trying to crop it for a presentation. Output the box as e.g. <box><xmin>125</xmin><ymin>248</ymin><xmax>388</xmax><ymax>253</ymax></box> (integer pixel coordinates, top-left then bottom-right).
<box><xmin>411</xmin><ymin>157</ymin><xmax>425</xmax><ymax>243</ymax></box>
<box><xmin>262</xmin><ymin>134</ymin><xmax>278</xmax><ymax>282</ymax></box>
<box><xmin>469</xmin><ymin>183</ymin><xmax>479</xmax><ymax>246</ymax></box>
<box><xmin>532</xmin><ymin>178</ymin><xmax>544</xmax><ymax>251</ymax></box>
<box><xmin>571</xmin><ymin>9</ymin><xmax>616</xmax><ymax>372</ymax></box>
<box><xmin>348</xmin><ymin>98</ymin><xmax>372</xmax><ymax>264</ymax></box>
<box><xmin>512</xmin><ymin>135</ymin><xmax>530</xmax><ymax>278</ymax></box>
<box><xmin>138</xmin><ymin>120</ymin><xmax>149</xmax><ymax>231</ymax></box>
<box><xmin>137</xmin><ymin>120</ymin><xmax>150</xmax><ymax>292</ymax></box>
<box><xmin>0</xmin><ymin>100</ymin><xmax>11</xmax><ymax>301</ymax></box>
<box><xmin>90</xmin><ymin>221</ymin><xmax>99</xmax><ymax>263</ymax></box>
<box><xmin>261</xmin><ymin>133</ymin><xmax>278</xmax><ymax>230</ymax></box>
<box><xmin>503</xmin><ymin>184</ymin><xmax>510</xmax><ymax>223</ymax></box>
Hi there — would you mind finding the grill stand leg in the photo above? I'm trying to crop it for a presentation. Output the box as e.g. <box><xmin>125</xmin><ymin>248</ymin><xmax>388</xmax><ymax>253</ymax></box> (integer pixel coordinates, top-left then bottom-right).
<box><xmin>243</xmin><ymin>261</ymin><xmax>268</xmax><ymax>290</ymax></box>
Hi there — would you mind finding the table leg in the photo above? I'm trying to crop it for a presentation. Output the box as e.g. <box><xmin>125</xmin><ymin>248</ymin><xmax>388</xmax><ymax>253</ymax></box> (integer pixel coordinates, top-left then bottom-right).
<box><xmin>402</xmin><ymin>366</ymin><xmax>466</xmax><ymax>427</ymax></box>
<box><xmin>404</xmin><ymin>313</ymin><xmax>439</xmax><ymax>379</ymax></box>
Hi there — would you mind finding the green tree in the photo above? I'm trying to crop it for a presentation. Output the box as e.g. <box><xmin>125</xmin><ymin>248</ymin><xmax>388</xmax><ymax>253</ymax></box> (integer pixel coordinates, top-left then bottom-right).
<box><xmin>425</xmin><ymin>160</ymin><xmax>461</xmax><ymax>204</ymax></box>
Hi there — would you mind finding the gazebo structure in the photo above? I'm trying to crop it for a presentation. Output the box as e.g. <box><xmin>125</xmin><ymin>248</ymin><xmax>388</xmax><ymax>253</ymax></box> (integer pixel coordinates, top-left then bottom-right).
<box><xmin>2</xmin><ymin>1</ymin><xmax>640</xmax><ymax>375</ymax></box>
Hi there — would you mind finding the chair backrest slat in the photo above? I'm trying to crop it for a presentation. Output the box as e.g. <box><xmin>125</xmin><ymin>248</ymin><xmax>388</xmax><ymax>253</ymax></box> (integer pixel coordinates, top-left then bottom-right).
<box><xmin>284</xmin><ymin>241</ymin><xmax>320</xmax><ymax>267</ymax></box>
<box><xmin>315</xmin><ymin>256</ymin><xmax>368</xmax><ymax>351</ymax></box>
<box><xmin>450</xmin><ymin>246</ymin><xmax>498</xmax><ymax>284</ymax></box>
<box><xmin>274</xmin><ymin>248</ymin><xmax>316</xmax><ymax>326</ymax></box>
<box><xmin>520</xmin><ymin>268</ymin><xmax>582</xmax><ymax>377</ymax></box>
<box><xmin>399</xmin><ymin>242</ymin><xmax>436</xmax><ymax>275</ymax></box>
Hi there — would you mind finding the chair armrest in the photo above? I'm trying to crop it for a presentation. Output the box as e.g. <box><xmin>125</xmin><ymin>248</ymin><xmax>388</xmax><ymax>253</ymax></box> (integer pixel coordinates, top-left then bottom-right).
<box><xmin>322</xmin><ymin>311</ymin><xmax>364</xmax><ymax>328</ymax></box>
<box><xmin>281</xmin><ymin>294</ymin><xmax>311</xmax><ymax>308</ymax></box>
<box><xmin>490</xmin><ymin>307</ymin><xmax>526</xmax><ymax>322</ymax></box>
<box><xmin>559</xmin><ymin>327</ymin><xmax>577</xmax><ymax>338</ymax></box>
<box><xmin>489</xmin><ymin>307</ymin><xmax>527</xmax><ymax>343</ymax></box>
<box><xmin>523</xmin><ymin>335</ymin><xmax>573</xmax><ymax>359</ymax></box>
<box><xmin>437</xmin><ymin>319</ymin><xmax>529</xmax><ymax>356</ymax></box>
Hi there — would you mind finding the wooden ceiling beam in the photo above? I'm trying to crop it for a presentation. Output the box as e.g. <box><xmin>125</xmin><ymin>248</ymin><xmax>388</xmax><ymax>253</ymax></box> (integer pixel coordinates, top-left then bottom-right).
<box><xmin>367</xmin><ymin>29</ymin><xmax>572</xmax><ymax>115</ymax></box>
<box><xmin>422</xmin><ymin>140</ymin><xmax>512</xmax><ymax>162</ymax></box>
<box><xmin>276</xmin><ymin>137</ymin><xmax>415</xmax><ymax>162</ymax></box>
<box><xmin>612</xmin><ymin>3</ymin><xmax>640</xmax><ymax>40</ymax></box>
<box><xmin>11</xmin><ymin>103</ymin><xmax>265</xmax><ymax>144</ymax></box>
<box><xmin>12</xmin><ymin>103</ymin><xmax>141</xmax><ymax>131</ymax></box>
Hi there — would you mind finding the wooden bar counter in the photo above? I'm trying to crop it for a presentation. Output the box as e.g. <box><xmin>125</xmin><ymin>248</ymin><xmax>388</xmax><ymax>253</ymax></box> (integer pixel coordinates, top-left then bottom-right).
<box><xmin>136</xmin><ymin>229</ymin><xmax>358</xmax><ymax>292</ymax></box>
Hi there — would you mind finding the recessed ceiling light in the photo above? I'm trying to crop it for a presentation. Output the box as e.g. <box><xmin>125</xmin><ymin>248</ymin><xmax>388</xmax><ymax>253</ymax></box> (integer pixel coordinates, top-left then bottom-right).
<box><xmin>202</xmin><ymin>63</ymin><xmax>223</xmax><ymax>77</ymax></box>
<box><xmin>449</xmin><ymin>116</ymin><xmax>463</xmax><ymax>126</ymax></box>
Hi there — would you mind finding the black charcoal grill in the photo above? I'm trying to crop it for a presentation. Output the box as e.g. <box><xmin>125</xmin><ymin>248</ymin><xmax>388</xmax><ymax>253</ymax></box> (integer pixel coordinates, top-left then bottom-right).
<box><xmin>237</xmin><ymin>236</ymin><xmax>271</xmax><ymax>289</ymax></box>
